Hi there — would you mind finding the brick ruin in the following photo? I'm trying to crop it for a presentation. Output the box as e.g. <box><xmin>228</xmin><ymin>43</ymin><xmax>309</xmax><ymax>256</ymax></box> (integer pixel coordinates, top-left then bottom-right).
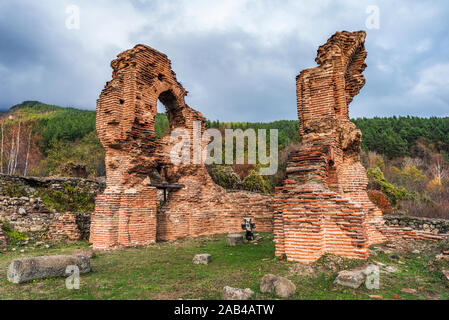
<box><xmin>90</xmin><ymin>32</ymin><xmax>446</xmax><ymax>259</ymax></box>
<box><xmin>274</xmin><ymin>31</ymin><xmax>444</xmax><ymax>263</ymax></box>
<box><xmin>90</xmin><ymin>45</ymin><xmax>273</xmax><ymax>249</ymax></box>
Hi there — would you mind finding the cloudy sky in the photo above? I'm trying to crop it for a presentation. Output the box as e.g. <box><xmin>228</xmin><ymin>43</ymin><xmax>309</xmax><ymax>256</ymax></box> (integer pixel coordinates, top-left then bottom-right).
<box><xmin>0</xmin><ymin>0</ymin><xmax>448</xmax><ymax>121</ymax></box>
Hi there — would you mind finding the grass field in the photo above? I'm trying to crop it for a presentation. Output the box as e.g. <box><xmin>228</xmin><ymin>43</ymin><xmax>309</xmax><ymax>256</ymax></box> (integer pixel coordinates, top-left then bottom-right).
<box><xmin>0</xmin><ymin>233</ymin><xmax>448</xmax><ymax>300</ymax></box>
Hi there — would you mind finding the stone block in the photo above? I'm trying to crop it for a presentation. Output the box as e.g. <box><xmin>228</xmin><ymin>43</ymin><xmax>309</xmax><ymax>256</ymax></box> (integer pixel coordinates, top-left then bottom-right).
<box><xmin>226</xmin><ymin>234</ymin><xmax>243</xmax><ymax>246</ymax></box>
<box><xmin>260</xmin><ymin>274</ymin><xmax>296</xmax><ymax>298</ymax></box>
<box><xmin>222</xmin><ymin>286</ymin><xmax>254</xmax><ymax>300</ymax></box>
<box><xmin>193</xmin><ymin>253</ymin><xmax>211</xmax><ymax>265</ymax></box>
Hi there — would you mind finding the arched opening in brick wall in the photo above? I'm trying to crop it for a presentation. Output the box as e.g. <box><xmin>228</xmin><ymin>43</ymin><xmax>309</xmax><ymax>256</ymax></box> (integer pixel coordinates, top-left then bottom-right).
<box><xmin>151</xmin><ymin>89</ymin><xmax>189</xmax><ymax>208</ymax></box>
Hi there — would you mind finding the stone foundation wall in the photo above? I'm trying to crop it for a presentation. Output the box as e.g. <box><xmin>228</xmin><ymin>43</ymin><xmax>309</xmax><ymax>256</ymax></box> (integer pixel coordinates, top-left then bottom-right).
<box><xmin>0</xmin><ymin>174</ymin><xmax>105</xmax><ymax>194</ymax></box>
<box><xmin>0</xmin><ymin>174</ymin><xmax>103</xmax><ymax>240</ymax></box>
<box><xmin>0</xmin><ymin>196</ymin><xmax>53</xmax><ymax>232</ymax></box>
<box><xmin>0</xmin><ymin>222</ymin><xmax>7</xmax><ymax>250</ymax></box>
<box><xmin>384</xmin><ymin>215</ymin><xmax>449</xmax><ymax>235</ymax></box>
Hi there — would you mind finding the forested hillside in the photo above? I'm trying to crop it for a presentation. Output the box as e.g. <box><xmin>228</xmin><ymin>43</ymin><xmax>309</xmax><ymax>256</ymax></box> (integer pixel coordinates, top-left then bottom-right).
<box><xmin>1</xmin><ymin>101</ymin><xmax>448</xmax><ymax>218</ymax></box>
<box><xmin>0</xmin><ymin>101</ymin><xmax>102</xmax><ymax>177</ymax></box>
<box><xmin>353</xmin><ymin>117</ymin><xmax>449</xmax><ymax>160</ymax></box>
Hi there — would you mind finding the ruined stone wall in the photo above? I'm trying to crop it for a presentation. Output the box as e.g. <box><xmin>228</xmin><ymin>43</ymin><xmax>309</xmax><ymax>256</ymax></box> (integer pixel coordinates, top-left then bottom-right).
<box><xmin>384</xmin><ymin>215</ymin><xmax>449</xmax><ymax>235</ymax></box>
<box><xmin>0</xmin><ymin>222</ymin><xmax>7</xmax><ymax>250</ymax></box>
<box><xmin>91</xmin><ymin>45</ymin><xmax>273</xmax><ymax>249</ymax></box>
<box><xmin>274</xmin><ymin>31</ymin><xmax>445</xmax><ymax>263</ymax></box>
<box><xmin>0</xmin><ymin>174</ymin><xmax>104</xmax><ymax>194</ymax></box>
<box><xmin>0</xmin><ymin>195</ymin><xmax>52</xmax><ymax>232</ymax></box>
<box><xmin>0</xmin><ymin>174</ymin><xmax>101</xmax><ymax>240</ymax></box>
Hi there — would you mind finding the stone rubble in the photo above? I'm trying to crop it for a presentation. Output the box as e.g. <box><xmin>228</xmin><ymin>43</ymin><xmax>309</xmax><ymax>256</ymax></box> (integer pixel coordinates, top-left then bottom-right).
<box><xmin>334</xmin><ymin>264</ymin><xmax>379</xmax><ymax>289</ymax></box>
<box><xmin>222</xmin><ymin>286</ymin><xmax>254</xmax><ymax>300</ymax></box>
<box><xmin>260</xmin><ymin>274</ymin><xmax>296</xmax><ymax>298</ymax></box>
<box><xmin>192</xmin><ymin>253</ymin><xmax>211</xmax><ymax>265</ymax></box>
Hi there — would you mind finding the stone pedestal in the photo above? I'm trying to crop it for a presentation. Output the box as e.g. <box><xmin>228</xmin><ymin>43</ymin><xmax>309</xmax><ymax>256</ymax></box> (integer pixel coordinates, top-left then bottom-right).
<box><xmin>226</xmin><ymin>234</ymin><xmax>243</xmax><ymax>246</ymax></box>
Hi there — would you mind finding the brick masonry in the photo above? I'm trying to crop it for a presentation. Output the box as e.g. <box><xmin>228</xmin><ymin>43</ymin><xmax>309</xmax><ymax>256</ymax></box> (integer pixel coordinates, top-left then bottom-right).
<box><xmin>91</xmin><ymin>34</ymin><xmax>447</xmax><ymax>256</ymax></box>
<box><xmin>273</xmin><ymin>31</ymin><xmax>447</xmax><ymax>263</ymax></box>
<box><xmin>90</xmin><ymin>45</ymin><xmax>273</xmax><ymax>249</ymax></box>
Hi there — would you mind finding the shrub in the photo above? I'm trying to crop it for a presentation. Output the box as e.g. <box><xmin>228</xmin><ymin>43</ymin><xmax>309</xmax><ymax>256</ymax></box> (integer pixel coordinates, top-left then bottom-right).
<box><xmin>207</xmin><ymin>164</ymin><xmax>273</xmax><ymax>194</ymax></box>
<box><xmin>367</xmin><ymin>167</ymin><xmax>413</xmax><ymax>207</ymax></box>
<box><xmin>241</xmin><ymin>169</ymin><xmax>273</xmax><ymax>194</ymax></box>
<box><xmin>37</xmin><ymin>183</ymin><xmax>95</xmax><ymax>213</ymax></box>
<box><xmin>0</xmin><ymin>181</ymin><xmax>28</xmax><ymax>198</ymax></box>
<box><xmin>1</xmin><ymin>219</ymin><xmax>28</xmax><ymax>246</ymax></box>
<box><xmin>368</xmin><ymin>189</ymin><xmax>392</xmax><ymax>214</ymax></box>
<box><xmin>206</xmin><ymin>165</ymin><xmax>241</xmax><ymax>190</ymax></box>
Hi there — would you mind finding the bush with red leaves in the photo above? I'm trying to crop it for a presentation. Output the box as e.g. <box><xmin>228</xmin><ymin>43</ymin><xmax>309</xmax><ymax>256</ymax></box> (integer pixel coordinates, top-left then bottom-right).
<box><xmin>368</xmin><ymin>189</ymin><xmax>392</xmax><ymax>214</ymax></box>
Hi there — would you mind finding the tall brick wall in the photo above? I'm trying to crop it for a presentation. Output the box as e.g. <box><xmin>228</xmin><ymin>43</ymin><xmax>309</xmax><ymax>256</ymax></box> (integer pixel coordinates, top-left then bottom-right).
<box><xmin>91</xmin><ymin>45</ymin><xmax>273</xmax><ymax>249</ymax></box>
<box><xmin>274</xmin><ymin>31</ymin><xmax>446</xmax><ymax>263</ymax></box>
<box><xmin>157</xmin><ymin>176</ymin><xmax>273</xmax><ymax>241</ymax></box>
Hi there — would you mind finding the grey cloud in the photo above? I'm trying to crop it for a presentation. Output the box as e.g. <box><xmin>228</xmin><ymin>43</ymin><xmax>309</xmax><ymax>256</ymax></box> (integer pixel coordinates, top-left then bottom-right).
<box><xmin>0</xmin><ymin>0</ymin><xmax>448</xmax><ymax>121</ymax></box>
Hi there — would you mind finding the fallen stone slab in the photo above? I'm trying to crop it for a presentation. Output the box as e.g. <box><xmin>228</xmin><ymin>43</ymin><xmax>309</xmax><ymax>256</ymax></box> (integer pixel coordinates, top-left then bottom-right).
<box><xmin>222</xmin><ymin>286</ymin><xmax>254</xmax><ymax>300</ymax></box>
<box><xmin>260</xmin><ymin>274</ymin><xmax>296</xmax><ymax>298</ymax></box>
<box><xmin>334</xmin><ymin>269</ymin><xmax>365</xmax><ymax>289</ymax></box>
<box><xmin>334</xmin><ymin>264</ymin><xmax>379</xmax><ymax>289</ymax></box>
<box><xmin>7</xmin><ymin>254</ymin><xmax>91</xmax><ymax>284</ymax></box>
<box><xmin>193</xmin><ymin>253</ymin><xmax>211</xmax><ymax>265</ymax></box>
<box><xmin>226</xmin><ymin>234</ymin><xmax>243</xmax><ymax>246</ymax></box>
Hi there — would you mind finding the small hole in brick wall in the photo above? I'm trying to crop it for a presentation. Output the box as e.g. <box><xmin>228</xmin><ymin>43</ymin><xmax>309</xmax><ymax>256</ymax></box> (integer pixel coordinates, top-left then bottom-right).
<box><xmin>119</xmin><ymin>99</ymin><xmax>125</xmax><ymax>105</ymax></box>
<box><xmin>158</xmin><ymin>73</ymin><xmax>164</xmax><ymax>81</ymax></box>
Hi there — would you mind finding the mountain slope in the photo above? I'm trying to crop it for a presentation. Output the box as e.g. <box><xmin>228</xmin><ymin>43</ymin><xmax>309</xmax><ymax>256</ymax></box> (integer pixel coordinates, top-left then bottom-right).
<box><xmin>1</xmin><ymin>101</ymin><xmax>449</xmax><ymax>178</ymax></box>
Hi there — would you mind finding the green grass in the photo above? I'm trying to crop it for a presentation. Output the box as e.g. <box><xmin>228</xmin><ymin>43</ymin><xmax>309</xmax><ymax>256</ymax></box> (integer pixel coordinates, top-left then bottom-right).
<box><xmin>0</xmin><ymin>233</ymin><xmax>448</xmax><ymax>300</ymax></box>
